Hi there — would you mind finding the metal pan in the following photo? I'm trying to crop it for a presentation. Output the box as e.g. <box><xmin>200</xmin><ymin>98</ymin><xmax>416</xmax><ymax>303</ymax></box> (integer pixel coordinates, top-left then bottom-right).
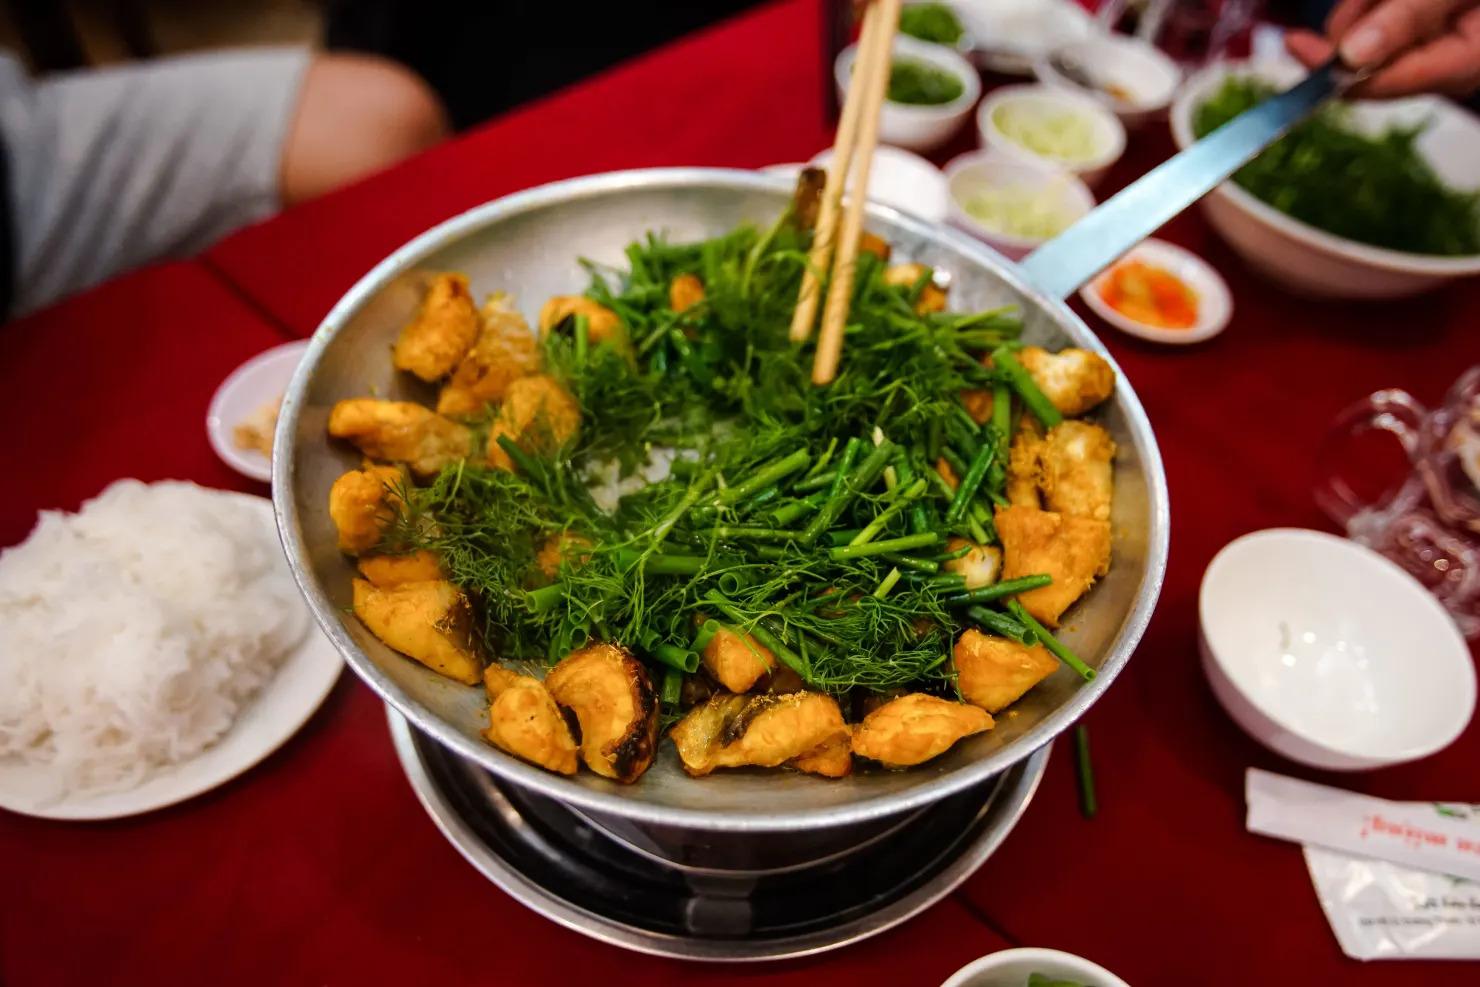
<box><xmin>273</xmin><ymin>63</ymin><xmax>1348</xmax><ymax>834</ymax></box>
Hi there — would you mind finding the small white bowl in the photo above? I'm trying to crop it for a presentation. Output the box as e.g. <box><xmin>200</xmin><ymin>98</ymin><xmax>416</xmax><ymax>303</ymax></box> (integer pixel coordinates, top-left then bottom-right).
<box><xmin>807</xmin><ymin>144</ymin><xmax>951</xmax><ymax>224</ymax></box>
<box><xmin>978</xmin><ymin>84</ymin><xmax>1127</xmax><ymax>188</ymax></box>
<box><xmin>1034</xmin><ymin>34</ymin><xmax>1181</xmax><ymax>127</ymax></box>
<box><xmin>955</xmin><ymin>0</ymin><xmax>1094</xmax><ymax>76</ymax></box>
<box><xmin>1200</xmin><ymin>529</ymin><xmax>1475</xmax><ymax>771</ymax></box>
<box><xmin>1170</xmin><ymin>59</ymin><xmax>1480</xmax><ymax>298</ymax></box>
<box><xmin>941</xmin><ymin>947</ymin><xmax>1130</xmax><ymax>987</ymax></box>
<box><xmin>1080</xmin><ymin>237</ymin><xmax>1231</xmax><ymax>344</ymax></box>
<box><xmin>944</xmin><ymin>150</ymin><xmax>1095</xmax><ymax>261</ymax></box>
<box><xmin>207</xmin><ymin>339</ymin><xmax>309</xmax><ymax>483</ymax></box>
<box><xmin>835</xmin><ymin>34</ymin><xmax>981</xmax><ymax>153</ymax></box>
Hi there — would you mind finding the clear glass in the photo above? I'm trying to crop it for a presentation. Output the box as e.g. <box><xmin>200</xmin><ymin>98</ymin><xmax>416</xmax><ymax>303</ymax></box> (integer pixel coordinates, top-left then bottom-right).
<box><xmin>1316</xmin><ymin>366</ymin><xmax>1480</xmax><ymax>638</ymax></box>
<box><xmin>1097</xmin><ymin>0</ymin><xmax>1263</xmax><ymax>67</ymax></box>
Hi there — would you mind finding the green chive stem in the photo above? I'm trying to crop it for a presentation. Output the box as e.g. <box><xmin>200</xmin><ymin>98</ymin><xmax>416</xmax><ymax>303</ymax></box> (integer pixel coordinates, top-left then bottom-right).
<box><xmin>829</xmin><ymin>531</ymin><xmax>939</xmax><ymax>561</ymax></box>
<box><xmin>1008</xmin><ymin>600</ymin><xmax>1097</xmax><ymax>682</ymax></box>
<box><xmin>992</xmin><ymin>347</ymin><xmax>1063</xmax><ymax>429</ymax></box>
<box><xmin>944</xmin><ymin>574</ymin><xmax>1053</xmax><ymax>606</ymax></box>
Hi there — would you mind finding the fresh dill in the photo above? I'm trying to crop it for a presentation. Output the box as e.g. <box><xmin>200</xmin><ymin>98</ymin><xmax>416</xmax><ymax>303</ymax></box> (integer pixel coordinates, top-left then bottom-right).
<box><xmin>387</xmin><ymin>215</ymin><xmax>1038</xmax><ymax>697</ymax></box>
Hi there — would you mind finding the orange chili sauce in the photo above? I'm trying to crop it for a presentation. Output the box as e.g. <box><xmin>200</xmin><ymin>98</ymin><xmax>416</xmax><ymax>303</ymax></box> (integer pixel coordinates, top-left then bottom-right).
<box><xmin>1098</xmin><ymin>259</ymin><xmax>1199</xmax><ymax>329</ymax></box>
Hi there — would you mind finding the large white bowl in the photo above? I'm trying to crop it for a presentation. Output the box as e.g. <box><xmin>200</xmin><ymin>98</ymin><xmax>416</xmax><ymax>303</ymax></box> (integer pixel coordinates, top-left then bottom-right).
<box><xmin>1170</xmin><ymin>60</ymin><xmax>1480</xmax><ymax>298</ymax></box>
<box><xmin>1034</xmin><ymin>33</ymin><xmax>1181</xmax><ymax>128</ymax></box>
<box><xmin>978</xmin><ymin>83</ymin><xmax>1127</xmax><ymax>188</ymax></box>
<box><xmin>835</xmin><ymin>34</ymin><xmax>981</xmax><ymax>153</ymax></box>
<box><xmin>941</xmin><ymin>947</ymin><xmax>1130</xmax><ymax>987</ymax></box>
<box><xmin>1199</xmin><ymin>529</ymin><xmax>1475</xmax><ymax>771</ymax></box>
<box><xmin>945</xmin><ymin>150</ymin><xmax>1095</xmax><ymax>261</ymax></box>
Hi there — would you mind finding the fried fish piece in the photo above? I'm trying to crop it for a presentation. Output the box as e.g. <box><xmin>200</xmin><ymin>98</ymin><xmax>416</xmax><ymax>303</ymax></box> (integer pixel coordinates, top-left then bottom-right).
<box><xmin>701</xmin><ymin>625</ymin><xmax>775</xmax><ymax>694</ymax></box>
<box><xmin>328</xmin><ymin>399</ymin><xmax>472</xmax><ymax>480</ymax></box>
<box><xmin>942</xmin><ymin>536</ymin><xmax>1002</xmax><ymax>590</ymax></box>
<box><xmin>482</xmin><ymin>666</ymin><xmax>579</xmax><ymax>776</ymax></box>
<box><xmin>790</xmin><ymin>166</ymin><xmax>826</xmax><ymax>230</ymax></box>
<box><xmin>850</xmin><ymin>693</ymin><xmax>993</xmax><ymax>768</ymax></box>
<box><xmin>954</xmin><ymin>628</ymin><xmax>1060</xmax><ymax>713</ymax></box>
<box><xmin>994</xmin><ymin>505</ymin><xmax>1111</xmax><ymax>627</ymax></box>
<box><xmin>670</xmin><ymin>692</ymin><xmax>848</xmax><ymax>778</ymax></box>
<box><xmin>328</xmin><ymin>464</ymin><xmax>404</xmax><ymax>554</ymax></box>
<box><xmin>669</xmin><ymin>273</ymin><xmax>705</xmax><ymax>313</ymax></box>
<box><xmin>393</xmin><ymin>273</ymin><xmax>480</xmax><ymax>382</ymax></box>
<box><xmin>534</xmin><ymin>531</ymin><xmax>593</xmax><ymax>581</ymax></box>
<box><xmin>883</xmin><ymin>262</ymin><xmax>948</xmax><ymax>315</ymax></box>
<box><xmin>351</xmin><ymin>578</ymin><xmax>481</xmax><ymax>685</ymax></box>
<box><xmin>1038</xmin><ymin>420</ymin><xmax>1116</xmax><ymax>521</ymax></box>
<box><xmin>544</xmin><ymin>643</ymin><xmax>658</xmax><ymax>784</ymax></box>
<box><xmin>357</xmin><ymin>550</ymin><xmax>443</xmax><ymax>587</ymax></box>
<box><xmin>485</xmin><ymin>374</ymin><xmax>581</xmax><ymax>471</ymax></box>
<box><xmin>436</xmin><ymin>292</ymin><xmax>542</xmax><ymax>417</ymax></box>
<box><xmin>858</xmin><ymin>230</ymin><xmax>892</xmax><ymax>262</ymax></box>
<box><xmin>960</xmin><ymin>388</ymin><xmax>993</xmax><ymax>425</ymax></box>
<box><xmin>788</xmin><ymin>728</ymin><xmax>854</xmax><ymax>778</ymax></box>
<box><xmin>538</xmin><ymin>296</ymin><xmax>626</xmax><ymax>349</ymax></box>
<box><xmin>1006</xmin><ymin>421</ymin><xmax>1044</xmax><ymax>509</ymax></box>
<box><xmin>1017</xmin><ymin>346</ymin><xmax>1115</xmax><ymax>418</ymax></box>
<box><xmin>935</xmin><ymin>456</ymin><xmax>959</xmax><ymax>491</ymax></box>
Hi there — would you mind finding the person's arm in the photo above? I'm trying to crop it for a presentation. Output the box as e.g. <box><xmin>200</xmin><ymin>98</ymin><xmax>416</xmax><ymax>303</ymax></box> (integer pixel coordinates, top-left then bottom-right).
<box><xmin>1287</xmin><ymin>0</ymin><xmax>1480</xmax><ymax>97</ymax></box>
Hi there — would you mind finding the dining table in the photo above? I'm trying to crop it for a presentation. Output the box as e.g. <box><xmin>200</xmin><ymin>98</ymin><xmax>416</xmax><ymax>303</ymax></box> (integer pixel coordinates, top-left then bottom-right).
<box><xmin>4</xmin><ymin>1</ymin><xmax>1478</xmax><ymax>983</ymax></box>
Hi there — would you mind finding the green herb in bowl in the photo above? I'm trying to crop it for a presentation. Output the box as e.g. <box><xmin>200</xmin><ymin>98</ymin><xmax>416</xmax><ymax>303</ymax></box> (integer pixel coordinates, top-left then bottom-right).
<box><xmin>1027</xmin><ymin>975</ymin><xmax>1087</xmax><ymax>987</ymax></box>
<box><xmin>900</xmin><ymin>2</ymin><xmax>965</xmax><ymax>45</ymax></box>
<box><xmin>889</xmin><ymin>57</ymin><xmax>965</xmax><ymax>106</ymax></box>
<box><xmin>1192</xmin><ymin>77</ymin><xmax>1480</xmax><ymax>257</ymax></box>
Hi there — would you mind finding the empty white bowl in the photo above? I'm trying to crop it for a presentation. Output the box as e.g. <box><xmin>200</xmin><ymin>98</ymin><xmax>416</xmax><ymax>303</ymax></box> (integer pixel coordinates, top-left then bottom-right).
<box><xmin>955</xmin><ymin>0</ymin><xmax>1094</xmax><ymax>75</ymax></box>
<box><xmin>941</xmin><ymin>947</ymin><xmax>1130</xmax><ymax>987</ymax></box>
<box><xmin>944</xmin><ymin>150</ymin><xmax>1094</xmax><ymax>261</ymax></box>
<box><xmin>978</xmin><ymin>84</ymin><xmax>1126</xmax><ymax>188</ymax></box>
<box><xmin>808</xmin><ymin>144</ymin><xmax>951</xmax><ymax>224</ymax></box>
<box><xmin>1080</xmin><ymin>237</ymin><xmax>1232</xmax><ymax>344</ymax></box>
<box><xmin>1200</xmin><ymin>529</ymin><xmax>1475</xmax><ymax>771</ymax></box>
<box><xmin>835</xmin><ymin>35</ymin><xmax>981</xmax><ymax>153</ymax></box>
<box><xmin>1034</xmin><ymin>34</ymin><xmax>1181</xmax><ymax>127</ymax></box>
<box><xmin>1170</xmin><ymin>59</ymin><xmax>1480</xmax><ymax>298</ymax></box>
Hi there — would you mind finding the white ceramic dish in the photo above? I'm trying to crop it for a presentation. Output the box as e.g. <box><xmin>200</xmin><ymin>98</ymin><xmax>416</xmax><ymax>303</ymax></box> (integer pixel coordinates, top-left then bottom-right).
<box><xmin>0</xmin><ymin>497</ymin><xmax>343</xmax><ymax>820</ymax></box>
<box><xmin>1199</xmin><ymin>528</ymin><xmax>1475</xmax><ymax>771</ymax></box>
<box><xmin>761</xmin><ymin>146</ymin><xmax>951</xmax><ymax>225</ymax></box>
<box><xmin>811</xmin><ymin>145</ymin><xmax>950</xmax><ymax>224</ymax></box>
<box><xmin>956</xmin><ymin>0</ymin><xmax>1094</xmax><ymax>75</ymax></box>
<box><xmin>1080</xmin><ymin>237</ymin><xmax>1231</xmax><ymax>344</ymax></box>
<box><xmin>835</xmin><ymin>34</ymin><xmax>981</xmax><ymax>153</ymax></box>
<box><xmin>1170</xmin><ymin>59</ymin><xmax>1480</xmax><ymax>298</ymax></box>
<box><xmin>978</xmin><ymin>84</ymin><xmax>1127</xmax><ymax>188</ymax></box>
<box><xmin>1034</xmin><ymin>34</ymin><xmax>1181</xmax><ymax>127</ymax></box>
<box><xmin>941</xmin><ymin>947</ymin><xmax>1130</xmax><ymax>987</ymax></box>
<box><xmin>207</xmin><ymin>339</ymin><xmax>309</xmax><ymax>483</ymax></box>
<box><xmin>944</xmin><ymin>150</ymin><xmax>1095</xmax><ymax>261</ymax></box>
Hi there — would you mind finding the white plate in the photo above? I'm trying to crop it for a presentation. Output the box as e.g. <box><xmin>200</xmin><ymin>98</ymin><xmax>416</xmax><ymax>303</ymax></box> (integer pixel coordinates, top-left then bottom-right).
<box><xmin>1081</xmin><ymin>237</ymin><xmax>1232</xmax><ymax>345</ymax></box>
<box><xmin>0</xmin><ymin>497</ymin><xmax>343</xmax><ymax>820</ymax></box>
<box><xmin>207</xmin><ymin>339</ymin><xmax>310</xmax><ymax>483</ymax></box>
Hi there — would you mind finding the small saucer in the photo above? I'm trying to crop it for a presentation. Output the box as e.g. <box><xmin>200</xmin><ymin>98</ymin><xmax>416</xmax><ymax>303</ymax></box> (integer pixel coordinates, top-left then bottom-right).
<box><xmin>206</xmin><ymin>339</ymin><xmax>309</xmax><ymax>483</ymax></box>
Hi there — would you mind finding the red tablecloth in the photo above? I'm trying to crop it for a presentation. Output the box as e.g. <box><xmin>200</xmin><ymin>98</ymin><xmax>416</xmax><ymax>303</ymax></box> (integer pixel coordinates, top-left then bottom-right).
<box><xmin>4</xmin><ymin>1</ymin><xmax>1479</xmax><ymax>983</ymax></box>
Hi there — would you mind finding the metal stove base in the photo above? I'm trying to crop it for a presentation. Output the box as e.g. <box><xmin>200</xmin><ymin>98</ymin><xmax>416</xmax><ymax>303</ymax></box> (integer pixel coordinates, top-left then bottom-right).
<box><xmin>388</xmin><ymin>709</ymin><xmax>1048</xmax><ymax>962</ymax></box>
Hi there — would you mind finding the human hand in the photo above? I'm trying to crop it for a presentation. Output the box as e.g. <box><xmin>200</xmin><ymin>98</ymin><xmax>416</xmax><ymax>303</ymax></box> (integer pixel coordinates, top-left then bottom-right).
<box><xmin>1286</xmin><ymin>0</ymin><xmax>1480</xmax><ymax>97</ymax></box>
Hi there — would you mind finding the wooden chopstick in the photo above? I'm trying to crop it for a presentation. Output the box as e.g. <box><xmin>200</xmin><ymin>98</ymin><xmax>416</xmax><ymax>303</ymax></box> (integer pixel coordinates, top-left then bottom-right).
<box><xmin>788</xmin><ymin>0</ymin><xmax>887</xmax><ymax>344</ymax></box>
<box><xmin>811</xmin><ymin>0</ymin><xmax>901</xmax><ymax>386</ymax></box>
